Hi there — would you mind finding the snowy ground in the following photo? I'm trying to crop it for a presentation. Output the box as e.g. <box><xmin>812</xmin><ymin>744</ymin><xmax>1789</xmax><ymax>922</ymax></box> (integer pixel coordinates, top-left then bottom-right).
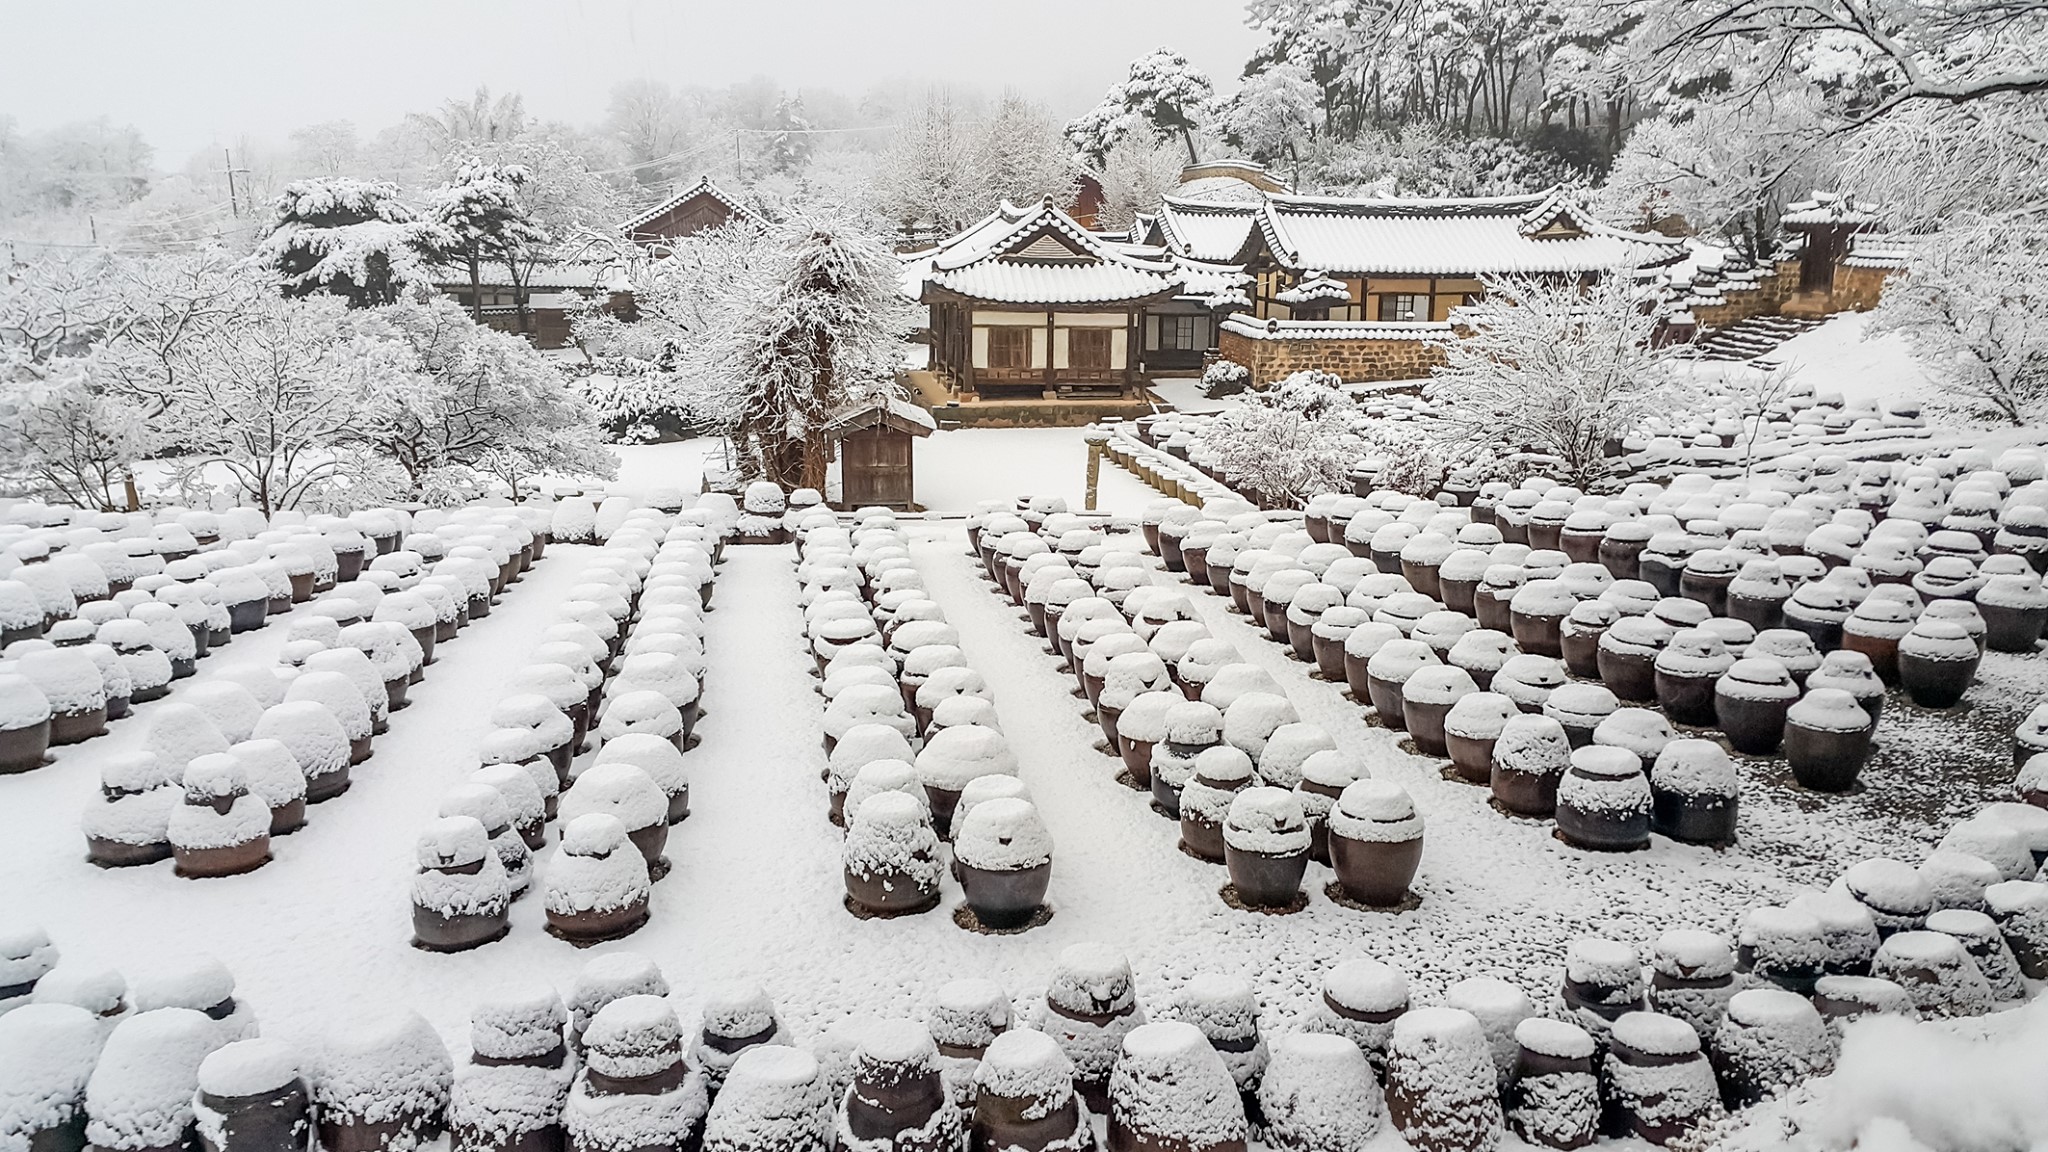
<box><xmin>597</xmin><ymin>430</ymin><xmax>1164</xmax><ymax>518</ymax></box>
<box><xmin>7</xmin><ymin>504</ymin><xmax>2031</xmax><ymax>1068</ymax></box>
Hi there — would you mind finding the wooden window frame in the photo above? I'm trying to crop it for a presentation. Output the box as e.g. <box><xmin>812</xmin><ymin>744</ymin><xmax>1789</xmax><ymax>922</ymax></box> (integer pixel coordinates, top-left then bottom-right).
<box><xmin>1379</xmin><ymin>293</ymin><xmax>1425</xmax><ymax>322</ymax></box>
<box><xmin>987</xmin><ymin>326</ymin><xmax>1032</xmax><ymax>369</ymax></box>
<box><xmin>1069</xmin><ymin>327</ymin><xmax>1113</xmax><ymax>370</ymax></box>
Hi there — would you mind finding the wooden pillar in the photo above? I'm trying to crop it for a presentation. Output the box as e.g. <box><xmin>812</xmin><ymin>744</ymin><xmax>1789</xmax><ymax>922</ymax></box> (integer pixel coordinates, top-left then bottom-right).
<box><xmin>1084</xmin><ymin>429</ymin><xmax>1109</xmax><ymax>511</ymax></box>
<box><xmin>1044</xmin><ymin>310</ymin><xmax>1056</xmax><ymax>391</ymax></box>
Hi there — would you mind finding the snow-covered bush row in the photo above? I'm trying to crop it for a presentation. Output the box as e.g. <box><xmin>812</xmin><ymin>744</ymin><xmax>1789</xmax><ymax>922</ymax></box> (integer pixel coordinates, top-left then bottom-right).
<box><xmin>789</xmin><ymin>500</ymin><xmax>1049</xmax><ymax>929</ymax></box>
<box><xmin>48</xmin><ymin>503</ymin><xmax>556</xmax><ymax>878</ymax></box>
<box><xmin>409</xmin><ymin>492</ymin><xmax>737</xmax><ymax>951</ymax></box>
<box><xmin>963</xmin><ymin>495</ymin><xmax>1414</xmax><ymax>916</ymax></box>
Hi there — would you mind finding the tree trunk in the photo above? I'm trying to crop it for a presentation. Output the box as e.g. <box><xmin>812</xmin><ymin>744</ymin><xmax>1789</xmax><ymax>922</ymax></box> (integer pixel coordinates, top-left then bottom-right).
<box><xmin>467</xmin><ymin>253</ymin><xmax>483</xmax><ymax>323</ymax></box>
<box><xmin>1181</xmin><ymin>126</ymin><xmax>1200</xmax><ymax>167</ymax></box>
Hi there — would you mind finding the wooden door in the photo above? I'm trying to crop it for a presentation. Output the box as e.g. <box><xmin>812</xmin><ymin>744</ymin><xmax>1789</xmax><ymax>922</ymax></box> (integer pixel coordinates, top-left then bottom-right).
<box><xmin>841</xmin><ymin>430</ymin><xmax>911</xmax><ymax>507</ymax></box>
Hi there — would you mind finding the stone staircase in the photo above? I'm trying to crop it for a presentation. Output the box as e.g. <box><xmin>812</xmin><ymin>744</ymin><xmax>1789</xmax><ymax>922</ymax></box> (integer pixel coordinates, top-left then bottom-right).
<box><xmin>1687</xmin><ymin>314</ymin><xmax>1824</xmax><ymax>362</ymax></box>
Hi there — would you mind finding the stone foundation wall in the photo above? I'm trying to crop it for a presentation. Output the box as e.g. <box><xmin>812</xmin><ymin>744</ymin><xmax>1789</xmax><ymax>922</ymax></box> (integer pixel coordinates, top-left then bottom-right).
<box><xmin>1218</xmin><ymin>328</ymin><xmax>1447</xmax><ymax>387</ymax></box>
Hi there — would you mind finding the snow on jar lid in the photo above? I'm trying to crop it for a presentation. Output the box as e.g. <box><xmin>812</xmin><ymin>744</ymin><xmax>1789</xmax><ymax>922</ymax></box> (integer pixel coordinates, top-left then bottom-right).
<box><xmin>1443</xmin><ymin>692</ymin><xmax>1517</xmax><ymax>740</ymax></box>
<box><xmin>1651</xmin><ymin>597</ymin><xmax>1711</xmax><ymax>630</ymax></box>
<box><xmin>1565</xmin><ymin>600</ymin><xmax>1620</xmax><ymax>630</ymax></box>
<box><xmin>1400</xmin><ymin>665</ymin><xmax>1476</xmax><ymax>708</ymax></box>
<box><xmin>197</xmin><ymin>1036</ymin><xmax>305</xmax><ymax>1100</ymax></box>
<box><xmin>1398</xmin><ymin>533</ymin><xmax>1457</xmax><ymax>566</ymax></box>
<box><xmin>1328</xmin><ymin>779</ymin><xmax>1421</xmax><ymax>845</ymax></box>
<box><xmin>1683</xmin><ymin>549</ymin><xmax>1740</xmax><ymax>577</ymax></box>
<box><xmin>1509</xmin><ymin>578</ymin><xmax>1574</xmax><ymax>617</ymax></box>
<box><xmin>1610</xmin><ymin>1011</ymin><xmax>1700</xmax><ymax>1057</ymax></box>
<box><xmin>1564</xmin><ymin>936</ymin><xmax>1640</xmax><ymax>985</ymax></box>
<box><xmin>1717</xmin><ymin>657</ymin><xmax>1798</xmax><ymax>699</ymax></box>
<box><xmin>1652</xmin><ymin>927</ymin><xmax>1735</xmax><ymax>979</ymax></box>
<box><xmin>1322</xmin><ymin>957</ymin><xmax>1409</xmax><ymax>1013</ymax></box>
<box><xmin>1787</xmin><ymin>688</ymin><xmax>1872</xmax><ymax>732</ymax></box>
<box><xmin>1899</xmin><ymin>617</ymin><xmax>1977</xmax><ymax>661</ymax></box>
<box><xmin>1048</xmin><ymin>942</ymin><xmax>1135</xmax><ymax>1014</ymax></box>
<box><xmin>1365</xmin><ymin>638</ymin><xmax>1438</xmax><ymax>683</ymax></box>
<box><xmin>1655</xmin><ymin>628</ymin><xmax>1732</xmax><ymax>676</ymax></box>
<box><xmin>1842</xmin><ymin>858</ymin><xmax>1932</xmax><ymax>914</ymax></box>
<box><xmin>1600</xmin><ymin>616</ymin><xmax>1676</xmax><ymax>657</ymax></box>
<box><xmin>1979</xmin><ymin>572</ymin><xmax>2048</xmax><ymax>610</ymax></box>
<box><xmin>1223</xmin><ymin>786</ymin><xmax>1309</xmax><ymax>854</ymax></box>
<box><xmin>1545</xmin><ymin>683</ymin><xmax>1618</xmax><ymax>726</ymax></box>
<box><xmin>1476</xmin><ymin>564</ymin><xmax>1525</xmax><ymax>594</ymax></box>
<box><xmin>1568</xmin><ymin>745</ymin><xmax>1640</xmax><ymax>782</ymax></box>
<box><xmin>1514</xmin><ymin>1016</ymin><xmax>1594</xmax><ymax>1060</ymax></box>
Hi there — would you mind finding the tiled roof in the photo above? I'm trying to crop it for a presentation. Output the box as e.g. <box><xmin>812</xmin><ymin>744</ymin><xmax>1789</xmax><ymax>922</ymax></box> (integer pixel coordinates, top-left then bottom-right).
<box><xmin>426</xmin><ymin>261</ymin><xmax>621</xmax><ymax>291</ymax></box>
<box><xmin>1221</xmin><ymin>316</ymin><xmax>1456</xmax><ymax>341</ymax></box>
<box><xmin>620</xmin><ymin>177</ymin><xmax>762</xmax><ymax>235</ymax></box>
<box><xmin>1781</xmin><ymin>191</ymin><xmax>1881</xmax><ymax>229</ymax></box>
<box><xmin>918</xmin><ymin>199</ymin><xmax>1183</xmax><ymax>306</ymax></box>
<box><xmin>1156</xmin><ymin>196</ymin><xmax>1261</xmax><ymax>263</ymax></box>
<box><xmin>1256</xmin><ymin>190</ymin><xmax>1685</xmax><ymax>276</ymax></box>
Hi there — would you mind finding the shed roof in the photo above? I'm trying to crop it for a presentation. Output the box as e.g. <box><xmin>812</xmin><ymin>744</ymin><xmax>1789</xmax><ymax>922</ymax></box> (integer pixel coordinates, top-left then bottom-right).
<box><xmin>825</xmin><ymin>395</ymin><xmax>936</xmax><ymax>439</ymax></box>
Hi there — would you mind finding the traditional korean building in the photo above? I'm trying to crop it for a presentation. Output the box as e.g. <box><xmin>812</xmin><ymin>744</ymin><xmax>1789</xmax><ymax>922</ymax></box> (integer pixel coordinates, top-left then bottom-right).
<box><xmin>427</xmin><ymin>260</ymin><xmax>633</xmax><ymax>349</ymax></box>
<box><xmin>621</xmin><ymin>177</ymin><xmax>764</xmax><ymax>251</ymax></box>
<box><xmin>909</xmin><ymin>197</ymin><xmax>1190</xmax><ymax>400</ymax></box>
<box><xmin>1146</xmin><ymin>188</ymin><xmax>1687</xmax><ymax>384</ymax></box>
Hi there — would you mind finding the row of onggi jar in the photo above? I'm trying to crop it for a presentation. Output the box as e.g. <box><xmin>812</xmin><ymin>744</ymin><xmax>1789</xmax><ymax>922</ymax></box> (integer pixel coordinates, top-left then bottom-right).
<box><xmin>796</xmin><ymin>507</ymin><xmax>1053</xmax><ymax>930</ymax></box>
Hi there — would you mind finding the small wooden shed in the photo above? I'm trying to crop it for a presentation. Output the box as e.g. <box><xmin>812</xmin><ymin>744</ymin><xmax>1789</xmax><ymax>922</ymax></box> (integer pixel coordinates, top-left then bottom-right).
<box><xmin>825</xmin><ymin>397</ymin><xmax>935</xmax><ymax>510</ymax></box>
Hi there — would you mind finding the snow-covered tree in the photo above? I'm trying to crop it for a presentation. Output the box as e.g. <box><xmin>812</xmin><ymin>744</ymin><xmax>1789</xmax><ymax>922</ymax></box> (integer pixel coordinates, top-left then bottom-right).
<box><xmin>1207</xmin><ymin>369</ymin><xmax>1361</xmax><ymax>506</ymax></box>
<box><xmin>604</xmin><ymin>81</ymin><xmax>701</xmax><ymax>190</ymax></box>
<box><xmin>0</xmin><ymin>364</ymin><xmax>155</xmax><ymax>511</ymax></box>
<box><xmin>371</xmin><ymin>295</ymin><xmax>615</xmax><ymax>500</ymax></box>
<box><xmin>1220</xmin><ymin>62</ymin><xmax>1323</xmax><ymax>176</ymax></box>
<box><xmin>154</xmin><ymin>291</ymin><xmax>412</xmax><ymax>514</ymax></box>
<box><xmin>1067</xmin><ymin>48</ymin><xmax>1216</xmax><ymax>167</ymax></box>
<box><xmin>1424</xmin><ymin>273</ymin><xmax>1686</xmax><ymax>488</ymax></box>
<box><xmin>289</xmin><ymin>121</ymin><xmax>362</xmax><ymax>177</ymax></box>
<box><xmin>1598</xmin><ymin>97</ymin><xmax>1830</xmax><ymax>256</ymax></box>
<box><xmin>428</xmin><ymin>159</ymin><xmax>548</xmax><ymax>323</ymax></box>
<box><xmin>767</xmin><ymin>97</ymin><xmax>814</xmax><ymax>174</ymax></box>
<box><xmin>712</xmin><ymin>217</ymin><xmax>914</xmax><ymax>489</ymax></box>
<box><xmin>870</xmin><ymin>92</ymin><xmax>984</xmax><ymax>233</ymax></box>
<box><xmin>1867</xmin><ymin>218</ymin><xmax>2048</xmax><ymax>427</ymax></box>
<box><xmin>253</xmin><ymin>179</ymin><xmax>450</xmax><ymax>307</ymax></box>
<box><xmin>975</xmin><ymin>94</ymin><xmax>1080</xmax><ymax>214</ymax></box>
<box><xmin>406</xmin><ymin>87</ymin><xmax>529</xmax><ymax>148</ymax></box>
<box><xmin>1096</xmin><ymin>140</ymin><xmax>1185</xmax><ymax>232</ymax></box>
<box><xmin>569</xmin><ymin>222</ymin><xmax>773</xmax><ymax>442</ymax></box>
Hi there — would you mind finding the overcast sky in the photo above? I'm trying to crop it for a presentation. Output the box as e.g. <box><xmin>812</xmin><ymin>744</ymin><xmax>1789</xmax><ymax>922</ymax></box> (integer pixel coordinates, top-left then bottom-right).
<box><xmin>0</xmin><ymin>0</ymin><xmax>1264</xmax><ymax>161</ymax></box>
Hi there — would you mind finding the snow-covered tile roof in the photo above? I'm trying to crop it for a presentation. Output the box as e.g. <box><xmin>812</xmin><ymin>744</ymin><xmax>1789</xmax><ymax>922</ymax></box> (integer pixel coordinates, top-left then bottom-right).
<box><xmin>1220</xmin><ymin>316</ymin><xmax>1455</xmax><ymax>341</ymax></box>
<box><xmin>1842</xmin><ymin>232</ymin><xmax>1913</xmax><ymax>270</ymax></box>
<box><xmin>1156</xmin><ymin>197</ymin><xmax>1262</xmax><ymax>263</ymax></box>
<box><xmin>1257</xmin><ymin>189</ymin><xmax>1685</xmax><ymax>276</ymax></box>
<box><xmin>1781</xmin><ymin>191</ymin><xmax>1881</xmax><ymax>229</ymax></box>
<box><xmin>426</xmin><ymin>261</ymin><xmax>617</xmax><ymax>291</ymax></box>
<box><xmin>620</xmin><ymin>176</ymin><xmax>762</xmax><ymax>235</ymax></box>
<box><xmin>918</xmin><ymin>198</ymin><xmax>1183</xmax><ymax>306</ymax></box>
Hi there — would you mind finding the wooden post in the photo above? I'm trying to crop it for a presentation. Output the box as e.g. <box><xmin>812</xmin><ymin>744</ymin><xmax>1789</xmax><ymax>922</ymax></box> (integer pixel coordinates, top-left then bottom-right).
<box><xmin>1083</xmin><ymin>429</ymin><xmax>1109</xmax><ymax>512</ymax></box>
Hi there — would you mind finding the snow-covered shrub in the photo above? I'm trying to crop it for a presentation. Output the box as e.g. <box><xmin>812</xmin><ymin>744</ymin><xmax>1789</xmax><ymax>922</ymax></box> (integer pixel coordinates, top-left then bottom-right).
<box><xmin>1201</xmin><ymin>359</ymin><xmax>1252</xmax><ymax>400</ymax></box>
<box><xmin>1206</xmin><ymin>371</ymin><xmax>1361</xmax><ymax>507</ymax></box>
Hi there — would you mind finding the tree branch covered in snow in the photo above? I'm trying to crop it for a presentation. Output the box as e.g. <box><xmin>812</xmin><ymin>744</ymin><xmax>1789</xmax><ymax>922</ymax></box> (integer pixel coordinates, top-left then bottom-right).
<box><xmin>252</xmin><ymin>178</ymin><xmax>452</xmax><ymax>308</ymax></box>
<box><xmin>1206</xmin><ymin>369</ymin><xmax>1363</xmax><ymax>506</ymax></box>
<box><xmin>1423</xmin><ymin>273</ymin><xmax>1687</xmax><ymax>488</ymax></box>
<box><xmin>1867</xmin><ymin>215</ymin><xmax>2048</xmax><ymax>427</ymax></box>
<box><xmin>1066</xmin><ymin>48</ymin><xmax>1217</xmax><ymax>168</ymax></box>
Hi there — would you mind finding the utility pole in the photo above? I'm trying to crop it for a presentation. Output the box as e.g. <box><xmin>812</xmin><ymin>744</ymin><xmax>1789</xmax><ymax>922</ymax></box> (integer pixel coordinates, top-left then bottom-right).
<box><xmin>224</xmin><ymin>147</ymin><xmax>239</xmax><ymax>218</ymax></box>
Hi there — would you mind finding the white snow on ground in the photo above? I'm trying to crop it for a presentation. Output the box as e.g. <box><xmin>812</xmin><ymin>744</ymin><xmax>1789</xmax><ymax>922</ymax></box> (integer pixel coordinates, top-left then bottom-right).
<box><xmin>1767</xmin><ymin>312</ymin><xmax>1932</xmax><ymax>410</ymax></box>
<box><xmin>5</xmin><ymin>509</ymin><xmax>2009</xmax><ymax>1065</ymax></box>
<box><xmin>602</xmin><ymin>431</ymin><xmax>1162</xmax><ymax>519</ymax></box>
